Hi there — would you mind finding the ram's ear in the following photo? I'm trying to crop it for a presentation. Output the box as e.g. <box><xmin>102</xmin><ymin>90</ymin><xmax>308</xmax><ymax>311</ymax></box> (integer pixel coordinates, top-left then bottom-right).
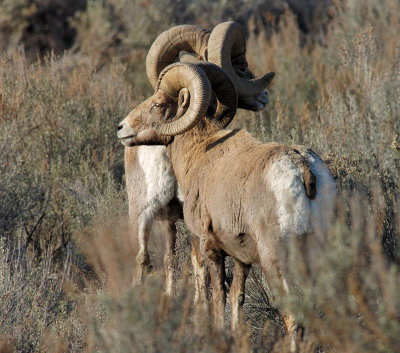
<box><xmin>175</xmin><ymin>88</ymin><xmax>190</xmax><ymax>120</ymax></box>
<box><xmin>178</xmin><ymin>88</ymin><xmax>190</xmax><ymax>109</ymax></box>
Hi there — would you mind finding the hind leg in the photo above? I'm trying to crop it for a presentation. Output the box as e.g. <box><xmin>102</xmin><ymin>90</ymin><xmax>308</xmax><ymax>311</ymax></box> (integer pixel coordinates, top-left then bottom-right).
<box><xmin>256</xmin><ymin>227</ymin><xmax>300</xmax><ymax>352</ymax></box>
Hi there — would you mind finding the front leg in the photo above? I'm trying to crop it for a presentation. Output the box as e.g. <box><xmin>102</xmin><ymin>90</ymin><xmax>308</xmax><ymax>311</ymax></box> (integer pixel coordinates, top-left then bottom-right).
<box><xmin>191</xmin><ymin>235</ymin><xmax>209</xmax><ymax>305</ymax></box>
<box><xmin>206</xmin><ymin>248</ymin><xmax>226</xmax><ymax>329</ymax></box>
<box><xmin>191</xmin><ymin>235</ymin><xmax>211</xmax><ymax>333</ymax></box>
<box><xmin>159</xmin><ymin>218</ymin><xmax>177</xmax><ymax>297</ymax></box>
<box><xmin>230</xmin><ymin>259</ymin><xmax>250</xmax><ymax>331</ymax></box>
<box><xmin>135</xmin><ymin>212</ymin><xmax>151</xmax><ymax>285</ymax></box>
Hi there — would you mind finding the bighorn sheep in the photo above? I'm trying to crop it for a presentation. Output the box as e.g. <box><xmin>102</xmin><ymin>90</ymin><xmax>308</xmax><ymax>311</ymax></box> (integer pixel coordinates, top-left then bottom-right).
<box><xmin>118</xmin><ymin>62</ymin><xmax>335</xmax><ymax>348</ymax></box>
<box><xmin>125</xmin><ymin>21</ymin><xmax>273</xmax><ymax>297</ymax></box>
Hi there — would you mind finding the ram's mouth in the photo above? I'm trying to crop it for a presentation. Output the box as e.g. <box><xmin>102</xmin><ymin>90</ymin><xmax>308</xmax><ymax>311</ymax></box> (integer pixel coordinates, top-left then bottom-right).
<box><xmin>258</xmin><ymin>91</ymin><xmax>269</xmax><ymax>104</ymax></box>
<box><xmin>118</xmin><ymin>134</ymin><xmax>137</xmax><ymax>146</ymax></box>
<box><xmin>119</xmin><ymin>134</ymin><xmax>136</xmax><ymax>140</ymax></box>
<box><xmin>258</xmin><ymin>96</ymin><xmax>268</xmax><ymax>105</ymax></box>
<box><xmin>253</xmin><ymin>91</ymin><xmax>268</xmax><ymax>110</ymax></box>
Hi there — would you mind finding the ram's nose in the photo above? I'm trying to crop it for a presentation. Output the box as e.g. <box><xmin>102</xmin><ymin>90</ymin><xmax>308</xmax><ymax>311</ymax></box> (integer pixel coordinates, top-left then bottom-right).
<box><xmin>117</xmin><ymin>121</ymin><xmax>132</xmax><ymax>139</ymax></box>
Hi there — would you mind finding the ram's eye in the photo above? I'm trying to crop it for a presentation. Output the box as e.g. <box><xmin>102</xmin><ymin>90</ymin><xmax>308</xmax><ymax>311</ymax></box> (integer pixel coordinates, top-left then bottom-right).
<box><xmin>153</xmin><ymin>103</ymin><xmax>164</xmax><ymax>109</ymax></box>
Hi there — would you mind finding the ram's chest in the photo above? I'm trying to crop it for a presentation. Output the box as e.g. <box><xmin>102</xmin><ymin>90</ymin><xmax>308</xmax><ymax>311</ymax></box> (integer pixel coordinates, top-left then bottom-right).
<box><xmin>137</xmin><ymin>146</ymin><xmax>178</xmax><ymax>206</ymax></box>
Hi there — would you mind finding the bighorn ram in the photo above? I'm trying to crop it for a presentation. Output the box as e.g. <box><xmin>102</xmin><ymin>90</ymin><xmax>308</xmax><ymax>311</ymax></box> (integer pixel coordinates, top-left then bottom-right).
<box><xmin>125</xmin><ymin>21</ymin><xmax>274</xmax><ymax>297</ymax></box>
<box><xmin>118</xmin><ymin>62</ymin><xmax>335</xmax><ymax>349</ymax></box>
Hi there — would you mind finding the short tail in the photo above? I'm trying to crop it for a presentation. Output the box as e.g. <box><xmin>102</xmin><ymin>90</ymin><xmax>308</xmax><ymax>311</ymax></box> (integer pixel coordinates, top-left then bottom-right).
<box><xmin>302</xmin><ymin>166</ymin><xmax>317</xmax><ymax>199</ymax></box>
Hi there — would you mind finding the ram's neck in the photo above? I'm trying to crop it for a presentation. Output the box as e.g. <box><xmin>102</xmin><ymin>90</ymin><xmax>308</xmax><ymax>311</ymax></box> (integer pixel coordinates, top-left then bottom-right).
<box><xmin>166</xmin><ymin>119</ymin><xmax>224</xmax><ymax>193</ymax></box>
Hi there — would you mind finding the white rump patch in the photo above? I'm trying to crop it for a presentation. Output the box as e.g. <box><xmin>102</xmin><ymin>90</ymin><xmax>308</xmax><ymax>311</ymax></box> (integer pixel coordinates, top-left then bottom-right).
<box><xmin>267</xmin><ymin>155</ymin><xmax>310</xmax><ymax>237</ymax></box>
<box><xmin>300</xmin><ymin>150</ymin><xmax>336</xmax><ymax>234</ymax></box>
<box><xmin>266</xmin><ymin>151</ymin><xmax>335</xmax><ymax>238</ymax></box>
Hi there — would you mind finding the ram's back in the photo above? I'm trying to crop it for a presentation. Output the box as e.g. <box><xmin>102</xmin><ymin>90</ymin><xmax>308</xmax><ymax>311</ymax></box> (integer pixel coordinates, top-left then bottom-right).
<box><xmin>176</xmin><ymin>127</ymin><xmax>334</xmax><ymax>262</ymax></box>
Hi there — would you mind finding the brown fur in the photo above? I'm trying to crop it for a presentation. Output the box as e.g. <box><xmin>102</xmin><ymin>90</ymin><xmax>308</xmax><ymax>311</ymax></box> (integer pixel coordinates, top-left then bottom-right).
<box><xmin>168</xmin><ymin>120</ymin><xmax>316</xmax><ymax>261</ymax></box>
<box><xmin>166</xmin><ymin>120</ymin><xmax>318</xmax><ymax>340</ymax></box>
<box><xmin>119</xmin><ymin>90</ymin><xmax>334</xmax><ymax>352</ymax></box>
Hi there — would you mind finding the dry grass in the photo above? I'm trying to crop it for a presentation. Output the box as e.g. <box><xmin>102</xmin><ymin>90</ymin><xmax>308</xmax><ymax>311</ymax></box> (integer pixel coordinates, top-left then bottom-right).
<box><xmin>0</xmin><ymin>0</ymin><xmax>399</xmax><ymax>352</ymax></box>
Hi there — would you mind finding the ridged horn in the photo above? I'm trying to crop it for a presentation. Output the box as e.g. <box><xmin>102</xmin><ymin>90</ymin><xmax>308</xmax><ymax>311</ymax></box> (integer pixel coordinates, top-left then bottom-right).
<box><xmin>208</xmin><ymin>21</ymin><xmax>274</xmax><ymax>97</ymax></box>
<box><xmin>146</xmin><ymin>25</ymin><xmax>211</xmax><ymax>88</ymax></box>
<box><xmin>193</xmin><ymin>62</ymin><xmax>238</xmax><ymax>127</ymax></box>
<box><xmin>155</xmin><ymin>63</ymin><xmax>211</xmax><ymax>136</ymax></box>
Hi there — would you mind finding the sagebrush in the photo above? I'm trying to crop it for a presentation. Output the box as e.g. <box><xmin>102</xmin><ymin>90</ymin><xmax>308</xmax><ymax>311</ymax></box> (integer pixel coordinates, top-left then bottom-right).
<box><xmin>0</xmin><ymin>0</ymin><xmax>399</xmax><ymax>352</ymax></box>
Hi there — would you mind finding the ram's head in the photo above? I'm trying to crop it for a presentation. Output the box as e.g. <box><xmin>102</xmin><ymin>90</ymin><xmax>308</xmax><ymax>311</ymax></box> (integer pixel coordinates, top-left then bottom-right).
<box><xmin>146</xmin><ymin>21</ymin><xmax>274</xmax><ymax>113</ymax></box>
<box><xmin>118</xmin><ymin>62</ymin><xmax>238</xmax><ymax>146</ymax></box>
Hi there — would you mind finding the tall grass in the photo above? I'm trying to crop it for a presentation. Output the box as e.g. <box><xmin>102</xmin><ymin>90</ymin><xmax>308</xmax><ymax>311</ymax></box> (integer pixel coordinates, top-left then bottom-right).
<box><xmin>0</xmin><ymin>49</ymin><xmax>133</xmax><ymax>351</ymax></box>
<box><xmin>0</xmin><ymin>49</ymin><xmax>132</xmax><ymax>255</ymax></box>
<box><xmin>0</xmin><ymin>0</ymin><xmax>399</xmax><ymax>352</ymax></box>
<box><xmin>281</xmin><ymin>191</ymin><xmax>400</xmax><ymax>353</ymax></box>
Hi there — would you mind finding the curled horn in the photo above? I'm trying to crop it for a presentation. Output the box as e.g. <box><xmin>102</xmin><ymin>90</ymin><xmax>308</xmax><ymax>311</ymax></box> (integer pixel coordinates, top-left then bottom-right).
<box><xmin>146</xmin><ymin>25</ymin><xmax>211</xmax><ymax>88</ymax></box>
<box><xmin>207</xmin><ymin>21</ymin><xmax>274</xmax><ymax>97</ymax></box>
<box><xmin>192</xmin><ymin>62</ymin><xmax>238</xmax><ymax>127</ymax></box>
<box><xmin>155</xmin><ymin>63</ymin><xmax>212</xmax><ymax>136</ymax></box>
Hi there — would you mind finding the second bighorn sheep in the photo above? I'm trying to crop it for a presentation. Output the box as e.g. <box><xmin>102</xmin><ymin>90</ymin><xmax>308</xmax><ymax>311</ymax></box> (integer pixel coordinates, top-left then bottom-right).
<box><xmin>125</xmin><ymin>22</ymin><xmax>274</xmax><ymax>296</ymax></box>
<box><xmin>118</xmin><ymin>62</ymin><xmax>335</xmax><ymax>349</ymax></box>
